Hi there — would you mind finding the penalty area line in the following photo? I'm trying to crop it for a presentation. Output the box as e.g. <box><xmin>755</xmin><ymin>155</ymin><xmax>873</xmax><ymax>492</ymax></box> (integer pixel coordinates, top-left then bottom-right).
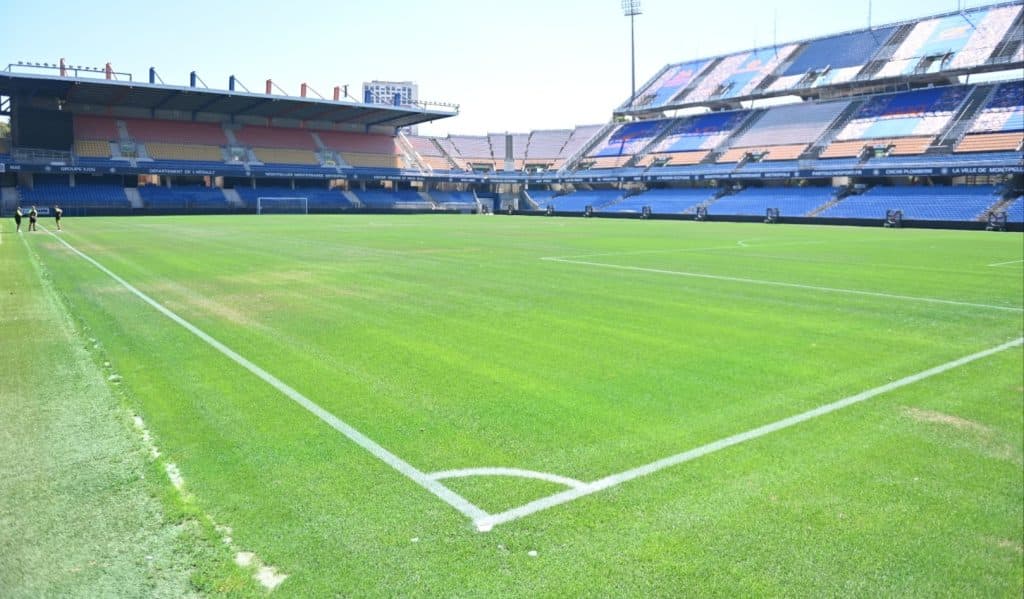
<box><xmin>476</xmin><ymin>336</ymin><xmax>1024</xmax><ymax>530</ymax></box>
<box><xmin>43</xmin><ymin>227</ymin><xmax>489</xmax><ymax>523</ymax></box>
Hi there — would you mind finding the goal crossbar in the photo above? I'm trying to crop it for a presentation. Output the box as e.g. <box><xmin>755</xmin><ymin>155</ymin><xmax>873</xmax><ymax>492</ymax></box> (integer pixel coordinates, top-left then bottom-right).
<box><xmin>257</xmin><ymin>196</ymin><xmax>309</xmax><ymax>215</ymax></box>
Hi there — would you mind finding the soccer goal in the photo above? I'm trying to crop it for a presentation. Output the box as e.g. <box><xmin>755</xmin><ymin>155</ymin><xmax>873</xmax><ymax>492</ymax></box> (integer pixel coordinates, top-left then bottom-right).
<box><xmin>257</xmin><ymin>197</ymin><xmax>309</xmax><ymax>215</ymax></box>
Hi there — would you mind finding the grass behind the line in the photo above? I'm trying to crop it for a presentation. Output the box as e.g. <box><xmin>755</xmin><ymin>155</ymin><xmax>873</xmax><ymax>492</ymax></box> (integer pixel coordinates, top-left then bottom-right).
<box><xmin>6</xmin><ymin>215</ymin><xmax>1023</xmax><ymax>596</ymax></box>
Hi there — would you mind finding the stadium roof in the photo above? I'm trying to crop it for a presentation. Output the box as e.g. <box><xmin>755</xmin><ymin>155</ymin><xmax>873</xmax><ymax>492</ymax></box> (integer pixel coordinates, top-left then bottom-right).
<box><xmin>0</xmin><ymin>71</ymin><xmax>458</xmax><ymax>129</ymax></box>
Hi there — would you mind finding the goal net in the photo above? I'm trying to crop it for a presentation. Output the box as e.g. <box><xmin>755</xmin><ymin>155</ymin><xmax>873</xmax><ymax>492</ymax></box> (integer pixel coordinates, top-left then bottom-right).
<box><xmin>257</xmin><ymin>197</ymin><xmax>309</xmax><ymax>215</ymax></box>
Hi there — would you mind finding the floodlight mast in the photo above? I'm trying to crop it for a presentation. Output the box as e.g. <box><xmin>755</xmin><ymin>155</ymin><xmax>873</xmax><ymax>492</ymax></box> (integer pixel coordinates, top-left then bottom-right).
<box><xmin>622</xmin><ymin>0</ymin><xmax>642</xmax><ymax>107</ymax></box>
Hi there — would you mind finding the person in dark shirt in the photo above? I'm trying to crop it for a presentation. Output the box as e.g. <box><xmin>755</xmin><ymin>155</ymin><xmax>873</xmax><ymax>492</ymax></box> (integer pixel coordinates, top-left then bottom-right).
<box><xmin>54</xmin><ymin>205</ymin><xmax>63</xmax><ymax>231</ymax></box>
<box><xmin>14</xmin><ymin>206</ymin><xmax>22</xmax><ymax>232</ymax></box>
<box><xmin>28</xmin><ymin>206</ymin><xmax>38</xmax><ymax>232</ymax></box>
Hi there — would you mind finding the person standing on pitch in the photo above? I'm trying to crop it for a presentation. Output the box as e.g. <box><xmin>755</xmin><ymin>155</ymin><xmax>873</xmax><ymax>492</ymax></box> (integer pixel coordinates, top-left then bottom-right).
<box><xmin>14</xmin><ymin>206</ymin><xmax>22</xmax><ymax>232</ymax></box>
<box><xmin>54</xmin><ymin>205</ymin><xmax>63</xmax><ymax>231</ymax></box>
<box><xmin>28</xmin><ymin>206</ymin><xmax>38</xmax><ymax>232</ymax></box>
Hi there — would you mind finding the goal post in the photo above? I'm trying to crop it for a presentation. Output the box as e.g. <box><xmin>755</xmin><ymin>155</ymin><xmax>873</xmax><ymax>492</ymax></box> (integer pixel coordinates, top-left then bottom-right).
<box><xmin>256</xmin><ymin>197</ymin><xmax>309</xmax><ymax>215</ymax></box>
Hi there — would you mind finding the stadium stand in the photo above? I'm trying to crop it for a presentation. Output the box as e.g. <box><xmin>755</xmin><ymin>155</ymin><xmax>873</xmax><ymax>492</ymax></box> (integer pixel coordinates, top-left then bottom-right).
<box><xmin>1005</xmin><ymin>195</ymin><xmax>1024</xmax><ymax>222</ymax></box>
<box><xmin>526</xmin><ymin>189</ymin><xmax>558</xmax><ymax>209</ymax></box>
<box><xmin>624</xmin><ymin>59</ymin><xmax>713</xmax><ymax>110</ymax></box>
<box><xmin>547</xmin><ymin>189</ymin><xmax>624</xmax><ymax>211</ymax></box>
<box><xmin>19</xmin><ymin>177</ymin><xmax>131</xmax><ymax>211</ymax></box>
<box><xmin>123</xmin><ymin>118</ymin><xmax>228</xmax><ymax>145</ymax></box>
<box><xmin>877</xmin><ymin>4</ymin><xmax>1021</xmax><ymax>77</ymax></box>
<box><xmin>603</xmin><ymin>187</ymin><xmax>717</xmax><ymax>213</ymax></box>
<box><xmin>708</xmin><ymin>186</ymin><xmax>837</xmax><ymax>216</ymax></box>
<box><xmin>683</xmin><ymin>45</ymin><xmax>799</xmax><ymax>104</ymax></box>
<box><xmin>524</xmin><ymin>129</ymin><xmax>573</xmax><ymax>169</ymax></box>
<box><xmin>586</xmin><ymin>120</ymin><xmax>670</xmax><ymax>168</ymax></box>
<box><xmin>234</xmin><ymin>126</ymin><xmax>316</xmax><ymax>150</ymax></box>
<box><xmin>407</xmin><ymin>136</ymin><xmax>455</xmax><ymax>171</ymax></box>
<box><xmin>73</xmin><ymin>115</ymin><xmax>120</xmax><ymax>141</ymax></box>
<box><xmin>353</xmin><ymin>189</ymin><xmax>433</xmax><ymax>209</ymax></box>
<box><xmin>448</xmin><ymin>135</ymin><xmax>495</xmax><ymax>171</ymax></box>
<box><xmin>233</xmin><ymin>185</ymin><xmax>354</xmax><ymax>211</ymax></box>
<box><xmin>720</xmin><ymin>101</ymin><xmax>851</xmax><ymax>161</ymax></box>
<box><xmin>639</xmin><ymin>111</ymin><xmax>751</xmax><ymax>167</ymax></box>
<box><xmin>556</xmin><ymin>125</ymin><xmax>605</xmax><ymax>170</ymax></box>
<box><xmin>429</xmin><ymin>191</ymin><xmax>478</xmax><ymax>210</ymax></box>
<box><xmin>138</xmin><ymin>184</ymin><xmax>228</xmax><ymax>210</ymax></box>
<box><xmin>318</xmin><ymin>131</ymin><xmax>402</xmax><ymax>170</ymax></box>
<box><xmin>820</xmin><ymin>85</ymin><xmax>970</xmax><ymax>157</ymax></box>
<box><xmin>957</xmin><ymin>80</ymin><xmax>1024</xmax><ymax>152</ymax></box>
<box><xmin>769</xmin><ymin>27</ymin><xmax>900</xmax><ymax>92</ymax></box>
<box><xmin>819</xmin><ymin>185</ymin><xmax>1000</xmax><ymax>220</ymax></box>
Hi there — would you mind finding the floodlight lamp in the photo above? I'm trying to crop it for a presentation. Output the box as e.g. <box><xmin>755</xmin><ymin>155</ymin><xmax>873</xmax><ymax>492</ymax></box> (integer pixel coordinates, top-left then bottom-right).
<box><xmin>621</xmin><ymin>0</ymin><xmax>641</xmax><ymax>16</ymax></box>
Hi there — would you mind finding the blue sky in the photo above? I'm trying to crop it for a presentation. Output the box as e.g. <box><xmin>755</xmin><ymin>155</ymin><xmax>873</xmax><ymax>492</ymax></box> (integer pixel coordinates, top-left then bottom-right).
<box><xmin>0</xmin><ymin>0</ymin><xmax>996</xmax><ymax>135</ymax></box>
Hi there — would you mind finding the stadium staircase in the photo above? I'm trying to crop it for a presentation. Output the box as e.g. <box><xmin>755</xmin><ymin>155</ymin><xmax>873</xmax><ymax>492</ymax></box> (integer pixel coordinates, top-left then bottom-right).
<box><xmin>688</xmin><ymin>187</ymin><xmax>733</xmax><ymax>214</ymax></box>
<box><xmin>397</xmin><ymin>132</ymin><xmax>429</xmax><ymax>173</ymax></box>
<box><xmin>244</xmin><ymin>149</ymin><xmax>263</xmax><ymax>166</ymax></box>
<box><xmin>671</xmin><ymin>56</ymin><xmax>725</xmax><ymax>108</ymax></box>
<box><xmin>856</xmin><ymin>23</ymin><xmax>916</xmax><ymax>80</ymax></box>
<box><xmin>432</xmin><ymin>138</ymin><xmax>462</xmax><ymax>171</ymax></box>
<box><xmin>989</xmin><ymin>10</ymin><xmax>1024</xmax><ymax>64</ymax></box>
<box><xmin>221</xmin><ymin>188</ymin><xmax>244</xmax><ymax>208</ymax></box>
<box><xmin>222</xmin><ymin>125</ymin><xmax>241</xmax><ymax>147</ymax></box>
<box><xmin>561</xmin><ymin>122</ymin><xmax>616</xmax><ymax>172</ymax></box>
<box><xmin>627</xmin><ymin>122</ymin><xmax>681</xmax><ymax>169</ymax></box>
<box><xmin>520</xmin><ymin>189</ymin><xmax>539</xmax><ymax>210</ymax></box>
<box><xmin>124</xmin><ymin>187</ymin><xmax>144</xmax><ymax>208</ymax></box>
<box><xmin>928</xmin><ymin>84</ymin><xmax>997</xmax><ymax>153</ymax></box>
<box><xmin>799</xmin><ymin>98</ymin><xmax>867</xmax><ymax>160</ymax></box>
<box><xmin>115</xmin><ymin>121</ymin><xmax>131</xmax><ymax>144</ymax></box>
<box><xmin>981</xmin><ymin>187</ymin><xmax>1023</xmax><ymax>221</ymax></box>
<box><xmin>342</xmin><ymin>190</ymin><xmax>363</xmax><ymax>208</ymax></box>
<box><xmin>309</xmin><ymin>133</ymin><xmax>348</xmax><ymax>171</ymax></box>
<box><xmin>703</xmin><ymin>110</ymin><xmax>767</xmax><ymax>164</ymax></box>
<box><xmin>417</xmin><ymin>191</ymin><xmax>438</xmax><ymax>208</ymax></box>
<box><xmin>807</xmin><ymin>186</ymin><xmax>858</xmax><ymax>217</ymax></box>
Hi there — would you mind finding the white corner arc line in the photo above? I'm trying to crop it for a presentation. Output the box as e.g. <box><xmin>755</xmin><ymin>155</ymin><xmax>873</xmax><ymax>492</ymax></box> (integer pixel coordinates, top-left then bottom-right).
<box><xmin>541</xmin><ymin>257</ymin><xmax>1024</xmax><ymax>313</ymax></box>
<box><xmin>429</xmin><ymin>467</ymin><xmax>589</xmax><ymax>490</ymax></box>
<box><xmin>988</xmin><ymin>259</ymin><xmax>1024</xmax><ymax>267</ymax></box>
<box><xmin>475</xmin><ymin>337</ymin><xmax>1024</xmax><ymax>530</ymax></box>
<box><xmin>43</xmin><ymin>229</ymin><xmax>489</xmax><ymax>523</ymax></box>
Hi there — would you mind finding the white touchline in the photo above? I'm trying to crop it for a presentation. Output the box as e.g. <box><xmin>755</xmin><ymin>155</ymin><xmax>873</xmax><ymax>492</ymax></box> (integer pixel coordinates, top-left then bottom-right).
<box><xmin>43</xmin><ymin>228</ymin><xmax>489</xmax><ymax>523</ymax></box>
<box><xmin>474</xmin><ymin>336</ymin><xmax>1024</xmax><ymax>530</ymax></box>
<box><xmin>542</xmin><ymin>257</ymin><xmax>1024</xmax><ymax>312</ymax></box>
<box><xmin>988</xmin><ymin>259</ymin><xmax>1024</xmax><ymax>267</ymax></box>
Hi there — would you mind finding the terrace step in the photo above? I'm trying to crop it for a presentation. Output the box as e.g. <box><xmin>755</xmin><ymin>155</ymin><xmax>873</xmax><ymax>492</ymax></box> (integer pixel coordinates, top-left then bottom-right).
<box><xmin>124</xmin><ymin>187</ymin><xmax>144</xmax><ymax>209</ymax></box>
<box><xmin>342</xmin><ymin>190</ymin><xmax>363</xmax><ymax>208</ymax></box>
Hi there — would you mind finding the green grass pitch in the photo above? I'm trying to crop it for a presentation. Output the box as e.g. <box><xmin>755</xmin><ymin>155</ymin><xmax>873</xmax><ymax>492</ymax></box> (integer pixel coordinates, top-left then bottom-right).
<box><xmin>3</xmin><ymin>214</ymin><xmax>1022</xmax><ymax>596</ymax></box>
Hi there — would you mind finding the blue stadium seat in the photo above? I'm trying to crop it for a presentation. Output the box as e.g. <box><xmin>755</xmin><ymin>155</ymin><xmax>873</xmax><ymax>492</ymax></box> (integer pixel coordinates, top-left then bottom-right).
<box><xmin>820</xmin><ymin>185</ymin><xmax>999</xmax><ymax>221</ymax></box>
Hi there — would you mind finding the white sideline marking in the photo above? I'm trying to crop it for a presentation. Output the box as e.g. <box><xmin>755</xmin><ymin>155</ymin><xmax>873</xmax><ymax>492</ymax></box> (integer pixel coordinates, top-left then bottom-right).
<box><xmin>44</xmin><ymin>229</ymin><xmax>489</xmax><ymax>523</ymax></box>
<box><xmin>474</xmin><ymin>337</ymin><xmax>1024</xmax><ymax>530</ymax></box>
<box><xmin>988</xmin><ymin>259</ymin><xmax>1024</xmax><ymax>267</ymax></box>
<box><xmin>429</xmin><ymin>467</ymin><xmax>589</xmax><ymax>490</ymax></box>
<box><xmin>542</xmin><ymin>257</ymin><xmax>1024</xmax><ymax>312</ymax></box>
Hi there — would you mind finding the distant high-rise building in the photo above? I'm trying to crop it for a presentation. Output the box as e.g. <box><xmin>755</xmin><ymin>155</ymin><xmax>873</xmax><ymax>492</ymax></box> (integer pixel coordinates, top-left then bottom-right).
<box><xmin>362</xmin><ymin>80</ymin><xmax>419</xmax><ymax>134</ymax></box>
<box><xmin>362</xmin><ymin>80</ymin><xmax>418</xmax><ymax>106</ymax></box>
